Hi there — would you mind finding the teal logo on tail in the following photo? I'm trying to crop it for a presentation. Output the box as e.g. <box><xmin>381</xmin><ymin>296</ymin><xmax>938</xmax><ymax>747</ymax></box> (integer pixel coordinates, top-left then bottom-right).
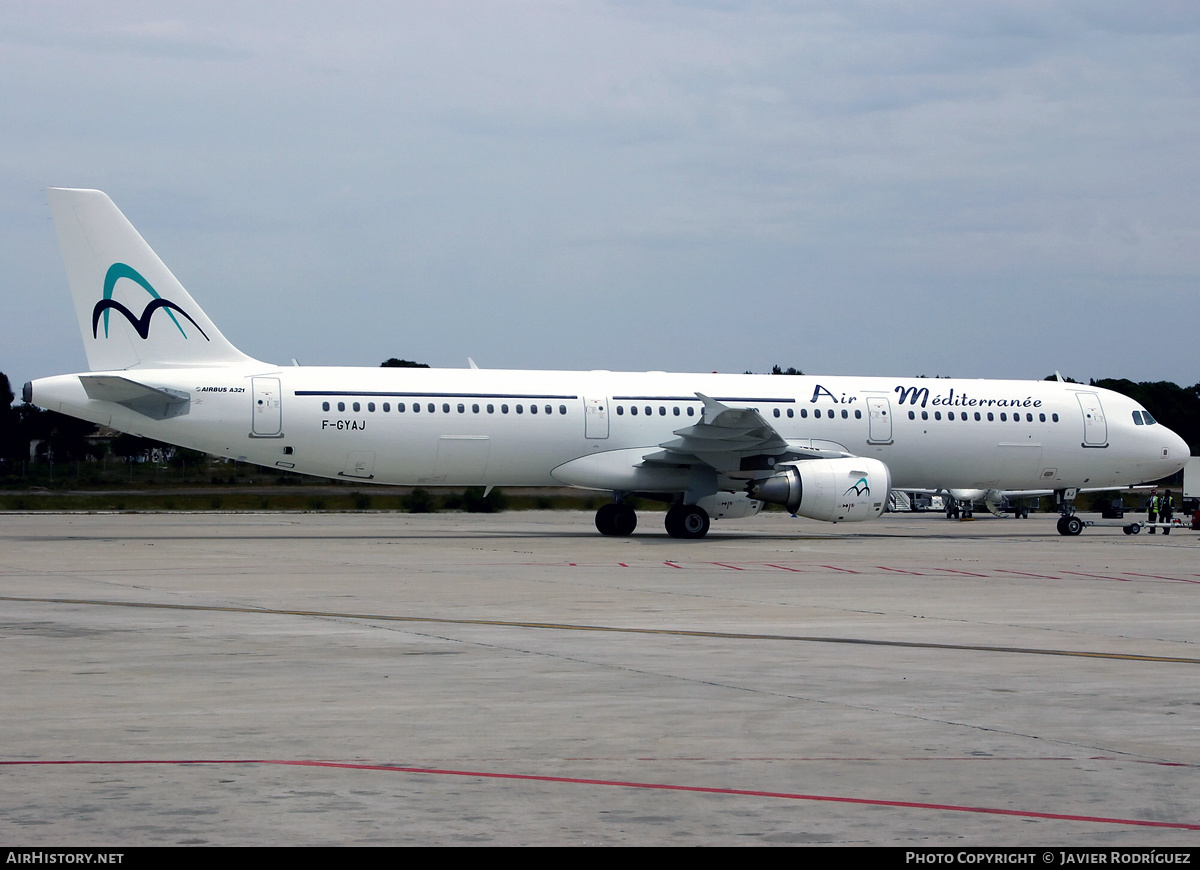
<box><xmin>91</xmin><ymin>263</ymin><xmax>209</xmax><ymax>341</ymax></box>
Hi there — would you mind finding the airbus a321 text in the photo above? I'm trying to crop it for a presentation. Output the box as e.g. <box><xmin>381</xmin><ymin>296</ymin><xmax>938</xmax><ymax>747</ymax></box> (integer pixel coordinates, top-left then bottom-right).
<box><xmin>26</xmin><ymin>189</ymin><xmax>1190</xmax><ymax>538</ymax></box>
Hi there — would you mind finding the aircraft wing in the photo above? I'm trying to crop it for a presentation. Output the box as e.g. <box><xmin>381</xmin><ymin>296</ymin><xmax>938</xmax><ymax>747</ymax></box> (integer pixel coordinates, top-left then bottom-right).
<box><xmin>638</xmin><ymin>393</ymin><xmax>849</xmax><ymax>474</ymax></box>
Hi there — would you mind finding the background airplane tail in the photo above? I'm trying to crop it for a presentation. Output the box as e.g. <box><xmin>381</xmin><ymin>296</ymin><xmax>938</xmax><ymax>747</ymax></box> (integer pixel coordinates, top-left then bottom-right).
<box><xmin>48</xmin><ymin>188</ymin><xmax>254</xmax><ymax>371</ymax></box>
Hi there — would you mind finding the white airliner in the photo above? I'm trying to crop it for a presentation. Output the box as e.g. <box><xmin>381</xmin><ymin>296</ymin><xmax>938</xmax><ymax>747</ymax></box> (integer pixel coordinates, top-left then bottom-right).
<box><xmin>25</xmin><ymin>189</ymin><xmax>1190</xmax><ymax>538</ymax></box>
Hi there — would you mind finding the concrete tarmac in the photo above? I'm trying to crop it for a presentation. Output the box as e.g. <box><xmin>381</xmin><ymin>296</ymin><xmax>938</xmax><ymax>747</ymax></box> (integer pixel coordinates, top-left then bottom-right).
<box><xmin>1</xmin><ymin>509</ymin><xmax>1198</xmax><ymax>845</ymax></box>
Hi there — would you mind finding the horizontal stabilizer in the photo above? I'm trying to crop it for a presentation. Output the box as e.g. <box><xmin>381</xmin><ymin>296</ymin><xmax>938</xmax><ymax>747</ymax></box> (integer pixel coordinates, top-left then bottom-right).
<box><xmin>79</xmin><ymin>375</ymin><xmax>190</xmax><ymax>420</ymax></box>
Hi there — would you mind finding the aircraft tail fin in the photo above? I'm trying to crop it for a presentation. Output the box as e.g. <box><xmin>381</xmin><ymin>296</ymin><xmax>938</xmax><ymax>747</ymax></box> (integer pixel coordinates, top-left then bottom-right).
<box><xmin>47</xmin><ymin>188</ymin><xmax>254</xmax><ymax>371</ymax></box>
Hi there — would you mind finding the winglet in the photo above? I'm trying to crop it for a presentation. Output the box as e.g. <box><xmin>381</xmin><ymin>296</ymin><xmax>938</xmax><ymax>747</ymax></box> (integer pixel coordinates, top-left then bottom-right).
<box><xmin>695</xmin><ymin>392</ymin><xmax>729</xmax><ymax>422</ymax></box>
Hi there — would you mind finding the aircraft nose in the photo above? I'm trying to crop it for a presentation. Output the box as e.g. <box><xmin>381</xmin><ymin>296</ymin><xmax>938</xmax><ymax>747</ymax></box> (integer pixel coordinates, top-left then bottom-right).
<box><xmin>1162</xmin><ymin>426</ymin><xmax>1190</xmax><ymax>472</ymax></box>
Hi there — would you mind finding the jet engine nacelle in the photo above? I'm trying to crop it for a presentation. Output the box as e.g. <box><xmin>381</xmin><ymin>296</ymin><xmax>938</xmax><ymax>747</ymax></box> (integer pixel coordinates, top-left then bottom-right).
<box><xmin>747</xmin><ymin>457</ymin><xmax>891</xmax><ymax>523</ymax></box>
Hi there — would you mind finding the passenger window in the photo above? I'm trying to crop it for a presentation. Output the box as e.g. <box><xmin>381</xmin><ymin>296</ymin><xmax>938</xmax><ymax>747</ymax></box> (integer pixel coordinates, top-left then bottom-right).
<box><xmin>787</xmin><ymin>408</ymin><xmax>793</xmax><ymax>418</ymax></box>
<box><xmin>487</xmin><ymin>404</ymin><xmax>494</xmax><ymax>414</ymax></box>
<box><xmin>516</xmin><ymin>404</ymin><xmax>524</xmax><ymax>414</ymax></box>
<box><xmin>855</xmin><ymin>409</ymin><xmax>862</xmax><ymax>419</ymax></box>
<box><xmin>814</xmin><ymin>409</ymin><xmax>821</xmax><ymax>418</ymax></box>
<box><xmin>987</xmin><ymin>412</ymin><xmax>994</xmax><ymax>421</ymax></box>
<box><xmin>1039</xmin><ymin>413</ymin><xmax>1045</xmax><ymax>422</ymax></box>
<box><xmin>801</xmin><ymin>409</ymin><xmax>808</xmax><ymax>418</ymax></box>
<box><xmin>322</xmin><ymin>402</ymin><xmax>330</xmax><ymax>411</ymax></box>
<box><xmin>1052</xmin><ymin>413</ymin><xmax>1059</xmax><ymax>422</ymax></box>
<box><xmin>617</xmin><ymin>406</ymin><xmax>624</xmax><ymax>415</ymax></box>
<box><xmin>427</xmin><ymin>403</ymin><xmax>435</xmax><ymax>413</ymax></box>
<box><xmin>398</xmin><ymin>403</ymin><xmax>406</xmax><ymax>412</ymax></box>
<box><xmin>658</xmin><ymin>406</ymin><xmax>665</xmax><ymax>416</ymax></box>
<box><xmin>501</xmin><ymin>404</ymin><xmax>509</xmax><ymax>414</ymax></box>
<box><xmin>442</xmin><ymin>403</ymin><xmax>450</xmax><ymax>413</ymax></box>
<box><xmin>645</xmin><ymin>406</ymin><xmax>652</xmax><ymax>416</ymax></box>
<box><xmin>841</xmin><ymin>409</ymin><xmax>848</xmax><ymax>419</ymax></box>
<box><xmin>934</xmin><ymin>411</ymin><xmax>942</xmax><ymax>420</ymax></box>
<box><xmin>773</xmin><ymin>408</ymin><xmax>780</xmax><ymax>418</ymax></box>
<box><xmin>559</xmin><ymin>405</ymin><xmax>566</xmax><ymax>415</ymax></box>
<box><xmin>948</xmin><ymin>412</ymin><xmax>955</xmax><ymax>421</ymax></box>
<box><xmin>631</xmin><ymin>406</ymin><xmax>638</xmax><ymax>416</ymax></box>
<box><xmin>922</xmin><ymin>411</ymin><xmax>928</xmax><ymax>420</ymax></box>
<box><xmin>338</xmin><ymin>402</ymin><xmax>346</xmax><ymax>412</ymax></box>
<box><xmin>530</xmin><ymin>404</ymin><xmax>538</xmax><ymax>414</ymax></box>
<box><xmin>687</xmin><ymin>407</ymin><xmax>694</xmax><ymax>416</ymax></box>
<box><xmin>908</xmin><ymin>411</ymin><xmax>915</xmax><ymax>420</ymax></box>
<box><xmin>413</xmin><ymin>403</ymin><xmax>420</xmax><ymax>413</ymax></box>
<box><xmin>383</xmin><ymin>402</ymin><xmax>390</xmax><ymax>412</ymax></box>
<box><xmin>472</xmin><ymin>404</ymin><xmax>479</xmax><ymax>413</ymax></box>
<box><xmin>673</xmin><ymin>407</ymin><xmax>680</xmax><ymax>416</ymax></box>
<box><xmin>546</xmin><ymin>405</ymin><xmax>552</xmax><ymax>415</ymax></box>
<box><xmin>368</xmin><ymin>402</ymin><xmax>375</xmax><ymax>412</ymax></box>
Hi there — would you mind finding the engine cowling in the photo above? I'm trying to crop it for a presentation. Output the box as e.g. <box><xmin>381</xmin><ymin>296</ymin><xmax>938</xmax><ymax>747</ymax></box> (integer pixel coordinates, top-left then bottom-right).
<box><xmin>747</xmin><ymin>457</ymin><xmax>891</xmax><ymax>523</ymax></box>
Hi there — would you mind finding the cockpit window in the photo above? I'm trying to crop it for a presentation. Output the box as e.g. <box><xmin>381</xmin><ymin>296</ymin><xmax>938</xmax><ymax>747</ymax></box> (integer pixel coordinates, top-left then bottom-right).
<box><xmin>1133</xmin><ymin>411</ymin><xmax>1144</xmax><ymax>425</ymax></box>
<box><xmin>1143</xmin><ymin>410</ymin><xmax>1157</xmax><ymax>425</ymax></box>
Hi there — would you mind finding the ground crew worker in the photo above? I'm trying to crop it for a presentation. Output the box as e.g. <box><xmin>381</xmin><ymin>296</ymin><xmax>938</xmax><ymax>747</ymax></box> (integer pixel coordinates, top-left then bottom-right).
<box><xmin>1147</xmin><ymin>489</ymin><xmax>1160</xmax><ymax>533</ymax></box>
<box><xmin>1161</xmin><ymin>489</ymin><xmax>1174</xmax><ymax>535</ymax></box>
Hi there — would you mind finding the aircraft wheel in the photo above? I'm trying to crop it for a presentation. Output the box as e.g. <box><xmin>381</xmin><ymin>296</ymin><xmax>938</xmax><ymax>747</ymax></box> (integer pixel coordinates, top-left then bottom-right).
<box><xmin>1123</xmin><ymin>524</ymin><xmax>1133</xmax><ymax>535</ymax></box>
<box><xmin>1056</xmin><ymin>516</ymin><xmax>1068</xmax><ymax>535</ymax></box>
<box><xmin>1063</xmin><ymin>515</ymin><xmax>1083</xmax><ymax>536</ymax></box>
<box><xmin>596</xmin><ymin>503</ymin><xmax>637</xmax><ymax>537</ymax></box>
<box><xmin>666</xmin><ymin>505</ymin><xmax>709</xmax><ymax>539</ymax></box>
<box><xmin>1132</xmin><ymin>523</ymin><xmax>1141</xmax><ymax>534</ymax></box>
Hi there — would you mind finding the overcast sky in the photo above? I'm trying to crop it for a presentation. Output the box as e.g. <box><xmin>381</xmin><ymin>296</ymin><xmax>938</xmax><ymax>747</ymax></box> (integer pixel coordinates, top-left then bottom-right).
<box><xmin>3</xmin><ymin>1</ymin><xmax>1199</xmax><ymax>390</ymax></box>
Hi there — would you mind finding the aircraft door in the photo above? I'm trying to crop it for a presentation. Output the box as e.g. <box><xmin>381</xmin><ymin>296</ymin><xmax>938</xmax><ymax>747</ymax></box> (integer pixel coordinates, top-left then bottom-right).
<box><xmin>251</xmin><ymin>377</ymin><xmax>282</xmax><ymax>436</ymax></box>
<box><xmin>1077</xmin><ymin>392</ymin><xmax>1108</xmax><ymax>446</ymax></box>
<box><xmin>584</xmin><ymin>397</ymin><xmax>609</xmax><ymax>439</ymax></box>
<box><xmin>866</xmin><ymin>397</ymin><xmax>893</xmax><ymax>444</ymax></box>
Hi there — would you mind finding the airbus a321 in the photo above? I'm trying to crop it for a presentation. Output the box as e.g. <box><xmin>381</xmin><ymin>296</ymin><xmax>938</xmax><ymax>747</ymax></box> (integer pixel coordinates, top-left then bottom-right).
<box><xmin>25</xmin><ymin>189</ymin><xmax>1190</xmax><ymax>538</ymax></box>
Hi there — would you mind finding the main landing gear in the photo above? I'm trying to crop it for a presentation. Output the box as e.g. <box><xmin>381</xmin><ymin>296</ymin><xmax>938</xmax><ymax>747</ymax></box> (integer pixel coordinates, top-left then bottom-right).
<box><xmin>594</xmin><ymin>499</ymin><xmax>713</xmax><ymax>539</ymax></box>
<box><xmin>664</xmin><ymin>504</ymin><xmax>710</xmax><ymax>539</ymax></box>
<box><xmin>595</xmin><ymin>501</ymin><xmax>637</xmax><ymax>537</ymax></box>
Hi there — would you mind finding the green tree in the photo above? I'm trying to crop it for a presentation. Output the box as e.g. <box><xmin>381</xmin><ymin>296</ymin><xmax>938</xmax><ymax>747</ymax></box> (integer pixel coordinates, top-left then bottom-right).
<box><xmin>381</xmin><ymin>358</ymin><xmax>429</xmax><ymax>368</ymax></box>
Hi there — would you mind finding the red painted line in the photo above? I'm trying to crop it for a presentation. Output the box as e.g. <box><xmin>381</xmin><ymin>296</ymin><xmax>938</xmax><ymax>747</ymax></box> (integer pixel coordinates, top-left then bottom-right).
<box><xmin>765</xmin><ymin>564</ymin><xmax>805</xmax><ymax>573</ymax></box>
<box><xmin>939</xmin><ymin>569</ymin><xmax>989</xmax><ymax>577</ymax></box>
<box><xmin>1061</xmin><ymin>571</ymin><xmax>1130</xmax><ymax>582</ymax></box>
<box><xmin>1123</xmin><ymin>572</ymin><xmax>1200</xmax><ymax>584</ymax></box>
<box><xmin>877</xmin><ymin>566</ymin><xmax>925</xmax><ymax>576</ymax></box>
<box><xmin>822</xmin><ymin>565</ymin><xmax>859</xmax><ymax>574</ymax></box>
<box><xmin>996</xmin><ymin>570</ymin><xmax>1060</xmax><ymax>580</ymax></box>
<box><xmin>709</xmin><ymin>562</ymin><xmax>744</xmax><ymax>571</ymax></box>
<box><xmin>4</xmin><ymin>759</ymin><xmax>1197</xmax><ymax>831</ymax></box>
<box><xmin>663</xmin><ymin>561</ymin><xmax>683</xmax><ymax>569</ymax></box>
